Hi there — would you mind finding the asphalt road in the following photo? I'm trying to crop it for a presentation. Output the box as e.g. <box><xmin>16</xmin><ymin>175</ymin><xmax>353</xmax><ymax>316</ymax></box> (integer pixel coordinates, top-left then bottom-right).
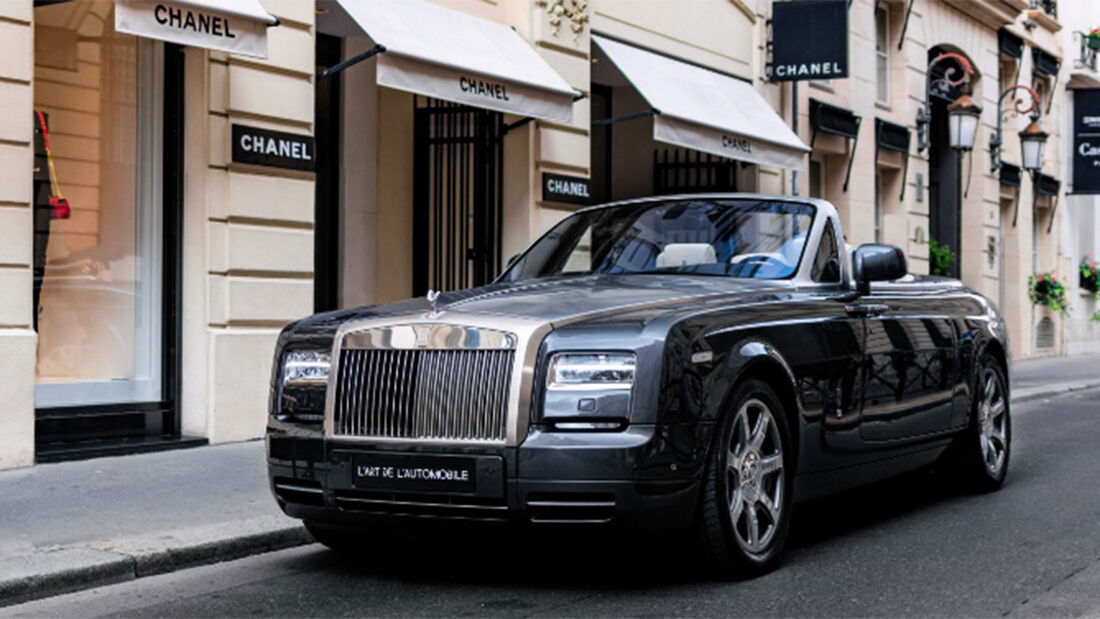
<box><xmin>8</xmin><ymin>388</ymin><xmax>1100</xmax><ymax>618</ymax></box>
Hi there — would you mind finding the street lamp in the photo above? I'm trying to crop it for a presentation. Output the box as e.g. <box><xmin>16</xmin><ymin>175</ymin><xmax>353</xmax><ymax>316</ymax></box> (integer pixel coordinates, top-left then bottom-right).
<box><xmin>946</xmin><ymin>94</ymin><xmax>982</xmax><ymax>151</ymax></box>
<box><xmin>917</xmin><ymin>52</ymin><xmax>976</xmax><ymax>152</ymax></box>
<box><xmin>989</xmin><ymin>85</ymin><xmax>1048</xmax><ymax>172</ymax></box>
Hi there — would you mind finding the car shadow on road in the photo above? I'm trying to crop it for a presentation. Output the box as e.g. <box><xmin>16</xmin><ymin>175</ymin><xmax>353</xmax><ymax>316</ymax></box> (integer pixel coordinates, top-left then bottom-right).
<box><xmin>292</xmin><ymin>468</ymin><xmax>974</xmax><ymax>592</ymax></box>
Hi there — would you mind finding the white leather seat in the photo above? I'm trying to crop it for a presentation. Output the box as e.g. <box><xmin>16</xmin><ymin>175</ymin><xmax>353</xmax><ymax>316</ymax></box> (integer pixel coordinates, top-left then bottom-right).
<box><xmin>656</xmin><ymin>243</ymin><xmax>717</xmax><ymax>268</ymax></box>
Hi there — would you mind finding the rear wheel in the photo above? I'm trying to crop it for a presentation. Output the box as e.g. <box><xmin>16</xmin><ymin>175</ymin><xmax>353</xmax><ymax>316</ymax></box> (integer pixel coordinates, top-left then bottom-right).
<box><xmin>696</xmin><ymin>379</ymin><xmax>793</xmax><ymax>578</ymax></box>
<box><xmin>958</xmin><ymin>356</ymin><xmax>1011</xmax><ymax>491</ymax></box>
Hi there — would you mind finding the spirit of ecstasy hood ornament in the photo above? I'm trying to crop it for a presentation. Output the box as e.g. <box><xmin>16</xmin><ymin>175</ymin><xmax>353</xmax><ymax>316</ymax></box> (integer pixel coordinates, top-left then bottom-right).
<box><xmin>426</xmin><ymin>289</ymin><xmax>441</xmax><ymax>316</ymax></box>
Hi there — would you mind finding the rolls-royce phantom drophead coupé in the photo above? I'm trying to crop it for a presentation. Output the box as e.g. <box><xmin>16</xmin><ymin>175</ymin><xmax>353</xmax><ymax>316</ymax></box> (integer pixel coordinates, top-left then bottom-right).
<box><xmin>267</xmin><ymin>195</ymin><xmax>1011</xmax><ymax>576</ymax></box>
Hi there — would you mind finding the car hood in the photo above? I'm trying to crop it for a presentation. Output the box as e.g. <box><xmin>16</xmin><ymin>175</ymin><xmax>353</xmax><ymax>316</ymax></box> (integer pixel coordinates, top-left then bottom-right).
<box><xmin>290</xmin><ymin>275</ymin><xmax>791</xmax><ymax>338</ymax></box>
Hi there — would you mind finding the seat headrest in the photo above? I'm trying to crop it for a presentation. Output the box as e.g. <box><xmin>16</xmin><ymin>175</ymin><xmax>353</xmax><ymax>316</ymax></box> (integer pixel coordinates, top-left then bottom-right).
<box><xmin>656</xmin><ymin>243</ymin><xmax>717</xmax><ymax>268</ymax></box>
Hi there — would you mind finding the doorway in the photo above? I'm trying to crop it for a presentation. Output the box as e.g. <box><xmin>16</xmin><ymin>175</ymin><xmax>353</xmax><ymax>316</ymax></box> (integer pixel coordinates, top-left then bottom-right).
<box><xmin>412</xmin><ymin>98</ymin><xmax>504</xmax><ymax>295</ymax></box>
<box><xmin>929</xmin><ymin>95</ymin><xmax>961</xmax><ymax>278</ymax></box>
<box><xmin>314</xmin><ymin>33</ymin><xmax>342</xmax><ymax>313</ymax></box>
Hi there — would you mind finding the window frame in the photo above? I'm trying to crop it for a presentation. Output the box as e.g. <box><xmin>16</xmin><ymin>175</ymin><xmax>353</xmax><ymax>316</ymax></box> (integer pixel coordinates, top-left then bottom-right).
<box><xmin>874</xmin><ymin>4</ymin><xmax>890</xmax><ymax>106</ymax></box>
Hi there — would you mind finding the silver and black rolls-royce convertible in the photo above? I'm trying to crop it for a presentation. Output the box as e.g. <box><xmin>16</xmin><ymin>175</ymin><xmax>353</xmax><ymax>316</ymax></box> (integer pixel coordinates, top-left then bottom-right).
<box><xmin>267</xmin><ymin>194</ymin><xmax>1011</xmax><ymax>576</ymax></box>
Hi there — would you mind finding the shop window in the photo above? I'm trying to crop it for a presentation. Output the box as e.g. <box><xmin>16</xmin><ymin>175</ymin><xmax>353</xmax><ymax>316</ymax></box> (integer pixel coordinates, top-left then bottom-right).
<box><xmin>875</xmin><ymin>5</ymin><xmax>890</xmax><ymax>105</ymax></box>
<box><xmin>33</xmin><ymin>1</ymin><xmax>165</xmax><ymax>407</ymax></box>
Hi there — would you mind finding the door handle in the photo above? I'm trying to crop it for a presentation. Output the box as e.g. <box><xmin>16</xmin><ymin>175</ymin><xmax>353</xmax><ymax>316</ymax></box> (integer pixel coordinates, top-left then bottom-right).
<box><xmin>845</xmin><ymin>303</ymin><xmax>890</xmax><ymax>318</ymax></box>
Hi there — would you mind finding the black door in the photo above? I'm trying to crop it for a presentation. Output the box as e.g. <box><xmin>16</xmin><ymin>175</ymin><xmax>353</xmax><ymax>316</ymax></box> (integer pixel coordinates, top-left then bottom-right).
<box><xmin>928</xmin><ymin>49</ymin><xmax>964</xmax><ymax>278</ymax></box>
<box><xmin>412</xmin><ymin>98</ymin><xmax>505</xmax><ymax>296</ymax></box>
<box><xmin>313</xmin><ymin>33</ymin><xmax>342</xmax><ymax>312</ymax></box>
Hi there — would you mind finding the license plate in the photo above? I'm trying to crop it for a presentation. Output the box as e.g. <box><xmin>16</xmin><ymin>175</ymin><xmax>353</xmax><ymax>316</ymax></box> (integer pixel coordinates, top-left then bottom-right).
<box><xmin>352</xmin><ymin>453</ymin><xmax>477</xmax><ymax>493</ymax></box>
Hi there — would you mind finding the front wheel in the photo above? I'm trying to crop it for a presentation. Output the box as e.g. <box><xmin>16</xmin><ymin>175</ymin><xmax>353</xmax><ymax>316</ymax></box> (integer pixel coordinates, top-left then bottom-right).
<box><xmin>696</xmin><ymin>379</ymin><xmax>793</xmax><ymax>578</ymax></box>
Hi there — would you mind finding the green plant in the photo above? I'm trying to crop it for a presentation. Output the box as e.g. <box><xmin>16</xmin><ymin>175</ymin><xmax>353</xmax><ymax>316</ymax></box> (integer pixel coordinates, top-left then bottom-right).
<box><xmin>1090</xmin><ymin>28</ymin><xmax>1100</xmax><ymax>50</ymax></box>
<box><xmin>1028</xmin><ymin>272</ymin><xmax>1068</xmax><ymax>314</ymax></box>
<box><xmin>1082</xmin><ymin>255</ymin><xmax>1100</xmax><ymax>322</ymax></box>
<box><xmin>1080</xmin><ymin>255</ymin><xmax>1099</xmax><ymax>293</ymax></box>
<box><xmin>929</xmin><ymin>239</ymin><xmax>956</xmax><ymax>277</ymax></box>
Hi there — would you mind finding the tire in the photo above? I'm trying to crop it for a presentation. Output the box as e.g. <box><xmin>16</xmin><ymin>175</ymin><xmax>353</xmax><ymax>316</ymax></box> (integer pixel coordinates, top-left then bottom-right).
<box><xmin>955</xmin><ymin>355</ymin><xmax>1011</xmax><ymax>492</ymax></box>
<box><xmin>696</xmin><ymin>379</ymin><xmax>794</xmax><ymax>579</ymax></box>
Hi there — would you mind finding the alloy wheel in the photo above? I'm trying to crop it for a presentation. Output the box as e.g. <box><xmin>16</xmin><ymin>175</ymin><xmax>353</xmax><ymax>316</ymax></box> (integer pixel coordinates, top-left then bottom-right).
<box><xmin>978</xmin><ymin>367</ymin><xmax>1008</xmax><ymax>476</ymax></box>
<box><xmin>726</xmin><ymin>398</ymin><xmax>784</xmax><ymax>554</ymax></box>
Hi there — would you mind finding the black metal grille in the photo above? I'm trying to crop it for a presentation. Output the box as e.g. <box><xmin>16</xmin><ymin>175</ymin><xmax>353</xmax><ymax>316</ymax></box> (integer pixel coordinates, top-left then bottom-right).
<box><xmin>653</xmin><ymin>148</ymin><xmax>739</xmax><ymax>195</ymax></box>
<box><xmin>412</xmin><ymin>98</ymin><xmax>504</xmax><ymax>296</ymax></box>
<box><xmin>333</xmin><ymin>349</ymin><xmax>514</xmax><ymax>442</ymax></box>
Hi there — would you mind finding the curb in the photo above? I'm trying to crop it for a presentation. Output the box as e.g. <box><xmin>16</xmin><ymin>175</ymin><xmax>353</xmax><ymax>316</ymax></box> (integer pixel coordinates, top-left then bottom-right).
<box><xmin>1010</xmin><ymin>381</ymin><xmax>1100</xmax><ymax>406</ymax></box>
<box><xmin>0</xmin><ymin>524</ymin><xmax>312</xmax><ymax>608</ymax></box>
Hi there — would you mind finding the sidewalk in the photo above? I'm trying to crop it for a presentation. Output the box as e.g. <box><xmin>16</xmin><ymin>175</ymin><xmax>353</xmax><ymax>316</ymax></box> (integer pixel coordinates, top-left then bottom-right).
<box><xmin>0</xmin><ymin>441</ymin><xmax>309</xmax><ymax>606</ymax></box>
<box><xmin>1010</xmin><ymin>352</ymin><xmax>1100</xmax><ymax>403</ymax></box>
<box><xmin>1</xmin><ymin>352</ymin><xmax>1098</xmax><ymax>607</ymax></box>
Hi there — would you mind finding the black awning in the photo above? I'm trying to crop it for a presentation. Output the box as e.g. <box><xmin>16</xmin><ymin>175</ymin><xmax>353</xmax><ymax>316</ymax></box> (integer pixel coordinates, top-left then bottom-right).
<box><xmin>1035</xmin><ymin>173</ymin><xmax>1060</xmax><ymax>196</ymax></box>
<box><xmin>1032</xmin><ymin>47</ymin><xmax>1060</xmax><ymax>77</ymax></box>
<box><xmin>998</xmin><ymin>29</ymin><xmax>1023</xmax><ymax>60</ymax></box>
<box><xmin>999</xmin><ymin>162</ymin><xmax>1021</xmax><ymax>188</ymax></box>
<box><xmin>875</xmin><ymin>119</ymin><xmax>910</xmax><ymax>153</ymax></box>
<box><xmin>810</xmin><ymin>99</ymin><xmax>860</xmax><ymax>139</ymax></box>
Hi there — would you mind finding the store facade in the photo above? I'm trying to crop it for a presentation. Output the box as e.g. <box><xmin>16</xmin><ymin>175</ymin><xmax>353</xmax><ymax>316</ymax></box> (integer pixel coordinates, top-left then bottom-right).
<box><xmin>790</xmin><ymin>0</ymin><xmax>1067</xmax><ymax>359</ymax></box>
<box><xmin>0</xmin><ymin>0</ymin><xmax>1078</xmax><ymax>469</ymax></box>
<box><xmin>1060</xmin><ymin>0</ymin><xmax>1100</xmax><ymax>355</ymax></box>
<box><xmin>1</xmin><ymin>0</ymin><xmax>316</xmax><ymax>468</ymax></box>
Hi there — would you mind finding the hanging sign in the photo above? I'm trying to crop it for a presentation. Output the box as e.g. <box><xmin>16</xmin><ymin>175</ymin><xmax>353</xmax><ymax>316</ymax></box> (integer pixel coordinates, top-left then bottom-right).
<box><xmin>542</xmin><ymin>173</ymin><xmax>591</xmax><ymax>206</ymax></box>
<box><xmin>769</xmin><ymin>0</ymin><xmax>849</xmax><ymax>82</ymax></box>
<box><xmin>231</xmin><ymin>124</ymin><xmax>315</xmax><ymax>171</ymax></box>
<box><xmin>1073</xmin><ymin>89</ymin><xmax>1100</xmax><ymax>194</ymax></box>
<box><xmin>114</xmin><ymin>0</ymin><xmax>273</xmax><ymax>59</ymax></box>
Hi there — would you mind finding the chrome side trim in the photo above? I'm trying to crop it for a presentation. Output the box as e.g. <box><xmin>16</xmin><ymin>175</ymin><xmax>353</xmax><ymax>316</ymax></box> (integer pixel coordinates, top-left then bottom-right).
<box><xmin>325</xmin><ymin>313</ymin><xmax>551</xmax><ymax>447</ymax></box>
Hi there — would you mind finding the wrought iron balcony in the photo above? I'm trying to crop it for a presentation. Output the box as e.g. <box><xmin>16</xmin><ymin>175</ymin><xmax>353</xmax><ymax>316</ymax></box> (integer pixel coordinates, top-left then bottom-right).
<box><xmin>1075</xmin><ymin>31</ymin><xmax>1098</xmax><ymax>73</ymax></box>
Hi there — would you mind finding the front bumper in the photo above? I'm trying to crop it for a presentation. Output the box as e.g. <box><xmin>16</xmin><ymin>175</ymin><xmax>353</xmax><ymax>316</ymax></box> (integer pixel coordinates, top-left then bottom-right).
<box><xmin>266</xmin><ymin>424</ymin><xmax>703</xmax><ymax>533</ymax></box>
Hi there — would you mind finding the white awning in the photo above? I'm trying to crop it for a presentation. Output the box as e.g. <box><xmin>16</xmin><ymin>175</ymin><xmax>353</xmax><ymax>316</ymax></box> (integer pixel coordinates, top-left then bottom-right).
<box><xmin>332</xmin><ymin>0</ymin><xmax>576</xmax><ymax>123</ymax></box>
<box><xmin>115</xmin><ymin>0</ymin><xmax>277</xmax><ymax>59</ymax></box>
<box><xmin>593</xmin><ymin>35</ymin><xmax>809</xmax><ymax>170</ymax></box>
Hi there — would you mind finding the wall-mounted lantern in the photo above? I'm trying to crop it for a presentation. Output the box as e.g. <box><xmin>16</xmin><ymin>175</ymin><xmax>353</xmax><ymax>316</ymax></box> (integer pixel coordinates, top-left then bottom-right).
<box><xmin>916</xmin><ymin>52</ymin><xmax>976</xmax><ymax>153</ymax></box>
<box><xmin>946</xmin><ymin>94</ymin><xmax>982</xmax><ymax>152</ymax></box>
<box><xmin>989</xmin><ymin>85</ymin><xmax>1048</xmax><ymax>173</ymax></box>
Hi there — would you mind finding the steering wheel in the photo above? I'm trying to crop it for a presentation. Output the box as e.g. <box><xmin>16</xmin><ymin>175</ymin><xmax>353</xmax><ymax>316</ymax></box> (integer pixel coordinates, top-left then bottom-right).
<box><xmin>729</xmin><ymin>253</ymin><xmax>790</xmax><ymax>276</ymax></box>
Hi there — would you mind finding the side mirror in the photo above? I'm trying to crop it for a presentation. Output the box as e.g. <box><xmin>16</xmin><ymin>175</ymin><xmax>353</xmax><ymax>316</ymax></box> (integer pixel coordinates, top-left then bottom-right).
<box><xmin>853</xmin><ymin>244</ymin><xmax>907</xmax><ymax>295</ymax></box>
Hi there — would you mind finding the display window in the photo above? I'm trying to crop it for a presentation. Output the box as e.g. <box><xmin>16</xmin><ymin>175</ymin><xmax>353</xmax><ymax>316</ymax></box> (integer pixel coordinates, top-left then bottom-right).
<box><xmin>33</xmin><ymin>1</ymin><xmax>165</xmax><ymax>408</ymax></box>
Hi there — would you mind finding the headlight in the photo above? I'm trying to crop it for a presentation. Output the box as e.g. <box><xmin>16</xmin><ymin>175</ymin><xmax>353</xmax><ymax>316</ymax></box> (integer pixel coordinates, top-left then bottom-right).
<box><xmin>547</xmin><ymin>353</ymin><xmax>635</xmax><ymax>390</ymax></box>
<box><xmin>282</xmin><ymin>349</ymin><xmax>331</xmax><ymax>389</ymax></box>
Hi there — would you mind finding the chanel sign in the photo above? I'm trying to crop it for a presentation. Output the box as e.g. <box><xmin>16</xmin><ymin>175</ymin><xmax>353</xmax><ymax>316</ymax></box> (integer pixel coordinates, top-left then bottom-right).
<box><xmin>1073</xmin><ymin>89</ymin><xmax>1100</xmax><ymax>194</ymax></box>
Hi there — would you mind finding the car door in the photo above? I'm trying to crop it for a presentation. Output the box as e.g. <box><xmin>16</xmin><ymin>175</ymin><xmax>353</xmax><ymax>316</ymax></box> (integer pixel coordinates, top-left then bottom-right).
<box><xmin>793</xmin><ymin>219</ymin><xmax>868</xmax><ymax>457</ymax></box>
<box><xmin>857</xmin><ymin>289</ymin><xmax>958</xmax><ymax>442</ymax></box>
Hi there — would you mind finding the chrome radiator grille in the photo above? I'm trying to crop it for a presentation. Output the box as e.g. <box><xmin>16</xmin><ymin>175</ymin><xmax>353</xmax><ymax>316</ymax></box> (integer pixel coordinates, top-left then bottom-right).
<box><xmin>333</xmin><ymin>349</ymin><xmax>514</xmax><ymax>441</ymax></box>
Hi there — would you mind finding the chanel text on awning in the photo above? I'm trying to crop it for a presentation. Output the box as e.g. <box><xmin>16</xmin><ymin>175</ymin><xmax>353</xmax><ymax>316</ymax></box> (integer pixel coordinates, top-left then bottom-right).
<box><xmin>459</xmin><ymin>76</ymin><xmax>510</xmax><ymax>101</ymax></box>
<box><xmin>154</xmin><ymin>4</ymin><xmax>236</xmax><ymax>38</ymax></box>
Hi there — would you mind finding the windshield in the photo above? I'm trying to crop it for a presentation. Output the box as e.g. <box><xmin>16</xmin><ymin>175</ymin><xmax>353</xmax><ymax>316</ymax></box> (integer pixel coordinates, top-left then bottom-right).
<box><xmin>500</xmin><ymin>199</ymin><xmax>816</xmax><ymax>282</ymax></box>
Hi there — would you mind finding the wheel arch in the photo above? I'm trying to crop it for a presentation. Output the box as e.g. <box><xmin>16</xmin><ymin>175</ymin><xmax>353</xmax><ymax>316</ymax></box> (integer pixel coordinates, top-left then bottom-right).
<box><xmin>981</xmin><ymin>337</ymin><xmax>1010</xmax><ymax>392</ymax></box>
<box><xmin>716</xmin><ymin>343</ymin><xmax>804</xmax><ymax>472</ymax></box>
